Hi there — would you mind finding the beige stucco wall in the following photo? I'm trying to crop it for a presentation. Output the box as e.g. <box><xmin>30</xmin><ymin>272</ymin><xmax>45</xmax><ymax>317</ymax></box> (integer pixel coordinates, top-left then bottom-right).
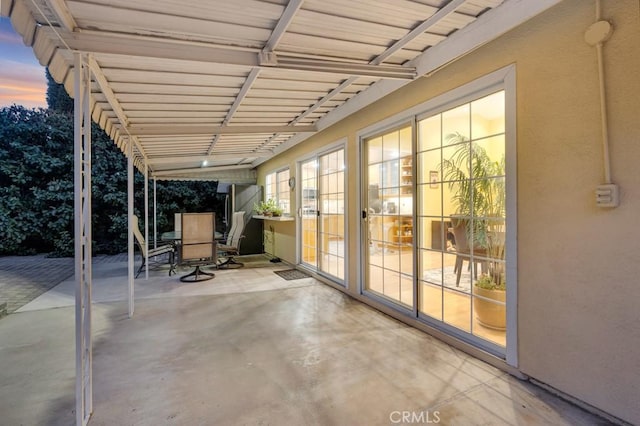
<box><xmin>257</xmin><ymin>1</ymin><xmax>640</xmax><ymax>423</ymax></box>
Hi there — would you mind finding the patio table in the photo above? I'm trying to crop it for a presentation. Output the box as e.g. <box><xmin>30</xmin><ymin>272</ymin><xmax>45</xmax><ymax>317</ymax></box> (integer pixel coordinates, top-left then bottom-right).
<box><xmin>161</xmin><ymin>231</ymin><xmax>223</xmax><ymax>242</ymax></box>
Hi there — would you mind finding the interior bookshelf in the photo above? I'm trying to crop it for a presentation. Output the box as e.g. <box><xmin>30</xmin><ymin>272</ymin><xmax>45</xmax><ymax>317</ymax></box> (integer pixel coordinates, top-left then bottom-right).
<box><xmin>400</xmin><ymin>156</ymin><xmax>413</xmax><ymax>195</ymax></box>
<box><xmin>387</xmin><ymin>215</ymin><xmax>413</xmax><ymax>249</ymax></box>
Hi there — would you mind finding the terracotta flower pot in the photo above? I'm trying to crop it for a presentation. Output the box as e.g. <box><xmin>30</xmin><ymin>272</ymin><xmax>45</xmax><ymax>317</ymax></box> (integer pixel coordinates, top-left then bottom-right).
<box><xmin>473</xmin><ymin>285</ymin><xmax>506</xmax><ymax>330</ymax></box>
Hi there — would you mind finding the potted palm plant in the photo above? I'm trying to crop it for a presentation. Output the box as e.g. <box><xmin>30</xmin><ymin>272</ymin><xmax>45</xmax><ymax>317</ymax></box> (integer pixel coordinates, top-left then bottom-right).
<box><xmin>440</xmin><ymin>132</ymin><xmax>506</xmax><ymax>330</ymax></box>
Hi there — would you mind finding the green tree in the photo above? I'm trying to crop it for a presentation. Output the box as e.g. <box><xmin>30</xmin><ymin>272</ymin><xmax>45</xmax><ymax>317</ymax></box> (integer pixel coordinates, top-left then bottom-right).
<box><xmin>1</xmin><ymin>72</ymin><xmax>224</xmax><ymax>256</ymax></box>
<box><xmin>46</xmin><ymin>69</ymin><xmax>73</xmax><ymax>114</ymax></box>
<box><xmin>0</xmin><ymin>105</ymin><xmax>72</xmax><ymax>254</ymax></box>
<box><xmin>91</xmin><ymin>124</ymin><xmax>136</xmax><ymax>254</ymax></box>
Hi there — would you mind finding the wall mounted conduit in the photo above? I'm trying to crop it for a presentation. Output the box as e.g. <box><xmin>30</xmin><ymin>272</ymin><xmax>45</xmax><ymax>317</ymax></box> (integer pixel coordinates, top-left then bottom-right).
<box><xmin>585</xmin><ymin>0</ymin><xmax>619</xmax><ymax>207</ymax></box>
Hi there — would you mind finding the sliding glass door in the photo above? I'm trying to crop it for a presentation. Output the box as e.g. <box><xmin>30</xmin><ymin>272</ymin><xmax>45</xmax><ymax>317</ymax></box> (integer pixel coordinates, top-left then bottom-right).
<box><xmin>417</xmin><ymin>91</ymin><xmax>506</xmax><ymax>347</ymax></box>
<box><xmin>299</xmin><ymin>148</ymin><xmax>345</xmax><ymax>282</ymax></box>
<box><xmin>361</xmin><ymin>89</ymin><xmax>508</xmax><ymax>352</ymax></box>
<box><xmin>300</xmin><ymin>159</ymin><xmax>318</xmax><ymax>268</ymax></box>
<box><xmin>363</xmin><ymin>124</ymin><xmax>414</xmax><ymax>307</ymax></box>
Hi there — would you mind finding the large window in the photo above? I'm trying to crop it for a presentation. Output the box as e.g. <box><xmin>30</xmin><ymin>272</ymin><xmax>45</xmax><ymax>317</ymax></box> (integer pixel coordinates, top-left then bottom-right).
<box><xmin>265</xmin><ymin>168</ymin><xmax>290</xmax><ymax>214</ymax></box>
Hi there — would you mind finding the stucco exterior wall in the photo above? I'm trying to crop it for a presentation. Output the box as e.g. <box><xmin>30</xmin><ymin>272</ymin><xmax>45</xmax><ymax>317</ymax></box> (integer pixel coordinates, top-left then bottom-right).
<box><xmin>257</xmin><ymin>1</ymin><xmax>640</xmax><ymax>423</ymax></box>
<box><xmin>509</xmin><ymin>2</ymin><xmax>640</xmax><ymax>423</ymax></box>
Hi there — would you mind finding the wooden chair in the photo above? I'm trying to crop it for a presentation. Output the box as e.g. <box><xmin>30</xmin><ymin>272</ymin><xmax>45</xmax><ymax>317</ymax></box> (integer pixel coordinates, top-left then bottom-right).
<box><xmin>217</xmin><ymin>211</ymin><xmax>246</xmax><ymax>268</ymax></box>
<box><xmin>180</xmin><ymin>212</ymin><xmax>217</xmax><ymax>282</ymax></box>
<box><xmin>132</xmin><ymin>214</ymin><xmax>176</xmax><ymax>278</ymax></box>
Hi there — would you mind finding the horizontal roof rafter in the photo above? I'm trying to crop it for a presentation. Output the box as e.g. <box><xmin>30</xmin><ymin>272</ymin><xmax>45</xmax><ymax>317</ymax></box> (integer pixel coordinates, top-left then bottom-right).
<box><xmin>148</xmin><ymin>153</ymin><xmax>271</xmax><ymax>165</ymax></box>
<box><xmin>100</xmin><ymin>69</ymin><xmax>247</xmax><ymax>86</ymax></box>
<box><xmin>128</xmin><ymin>124</ymin><xmax>317</xmax><ymax>136</ymax></box>
<box><xmin>118</xmin><ymin>103</ymin><xmax>232</xmax><ymax>111</ymax></box>
<box><xmin>39</xmin><ymin>26</ymin><xmax>416</xmax><ymax>79</ymax></box>
<box><xmin>152</xmin><ymin>164</ymin><xmax>254</xmax><ymax>177</ymax></box>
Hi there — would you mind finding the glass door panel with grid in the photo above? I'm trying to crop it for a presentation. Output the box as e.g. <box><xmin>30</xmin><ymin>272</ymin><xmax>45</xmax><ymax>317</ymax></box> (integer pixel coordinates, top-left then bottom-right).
<box><xmin>300</xmin><ymin>149</ymin><xmax>346</xmax><ymax>282</ymax></box>
<box><xmin>300</xmin><ymin>159</ymin><xmax>318</xmax><ymax>268</ymax></box>
<box><xmin>364</xmin><ymin>125</ymin><xmax>414</xmax><ymax>308</ymax></box>
<box><xmin>417</xmin><ymin>91</ymin><xmax>506</xmax><ymax>348</ymax></box>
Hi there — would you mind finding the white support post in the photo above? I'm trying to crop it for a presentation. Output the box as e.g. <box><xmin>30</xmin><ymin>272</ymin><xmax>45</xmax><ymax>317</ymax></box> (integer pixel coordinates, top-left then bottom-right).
<box><xmin>144</xmin><ymin>163</ymin><xmax>149</xmax><ymax>279</ymax></box>
<box><xmin>153</xmin><ymin>178</ymin><xmax>157</xmax><ymax>249</ymax></box>
<box><xmin>74</xmin><ymin>52</ymin><xmax>93</xmax><ymax>426</ymax></box>
<box><xmin>128</xmin><ymin>138</ymin><xmax>135</xmax><ymax>317</ymax></box>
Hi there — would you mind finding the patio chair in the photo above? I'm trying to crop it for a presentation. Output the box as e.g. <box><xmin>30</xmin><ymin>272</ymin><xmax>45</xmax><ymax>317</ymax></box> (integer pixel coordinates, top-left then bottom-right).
<box><xmin>180</xmin><ymin>212</ymin><xmax>217</xmax><ymax>282</ymax></box>
<box><xmin>132</xmin><ymin>214</ymin><xmax>176</xmax><ymax>278</ymax></box>
<box><xmin>217</xmin><ymin>211</ymin><xmax>246</xmax><ymax>268</ymax></box>
<box><xmin>174</xmin><ymin>213</ymin><xmax>182</xmax><ymax>233</ymax></box>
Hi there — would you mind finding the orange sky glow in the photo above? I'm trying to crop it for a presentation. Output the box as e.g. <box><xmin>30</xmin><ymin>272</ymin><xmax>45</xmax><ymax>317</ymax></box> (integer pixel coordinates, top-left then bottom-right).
<box><xmin>0</xmin><ymin>17</ymin><xmax>47</xmax><ymax>109</ymax></box>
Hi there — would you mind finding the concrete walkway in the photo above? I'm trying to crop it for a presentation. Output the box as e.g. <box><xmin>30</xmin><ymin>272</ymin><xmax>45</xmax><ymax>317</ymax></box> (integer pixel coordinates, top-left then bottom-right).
<box><xmin>0</xmin><ymin>253</ymin><xmax>128</xmax><ymax>315</ymax></box>
<box><xmin>0</xmin><ymin>254</ymin><xmax>73</xmax><ymax>315</ymax></box>
<box><xmin>0</xmin><ymin>256</ymin><xmax>614</xmax><ymax>425</ymax></box>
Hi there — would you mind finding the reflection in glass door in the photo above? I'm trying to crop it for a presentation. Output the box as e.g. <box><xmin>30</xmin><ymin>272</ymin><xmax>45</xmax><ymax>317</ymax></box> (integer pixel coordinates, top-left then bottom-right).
<box><xmin>300</xmin><ymin>149</ymin><xmax>345</xmax><ymax>281</ymax></box>
<box><xmin>364</xmin><ymin>125</ymin><xmax>414</xmax><ymax>307</ymax></box>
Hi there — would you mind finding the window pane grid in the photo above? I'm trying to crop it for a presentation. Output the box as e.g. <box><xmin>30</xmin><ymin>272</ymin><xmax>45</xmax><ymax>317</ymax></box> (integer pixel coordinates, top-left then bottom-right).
<box><xmin>318</xmin><ymin>149</ymin><xmax>345</xmax><ymax>281</ymax></box>
<box><xmin>365</xmin><ymin>125</ymin><xmax>414</xmax><ymax>307</ymax></box>
<box><xmin>416</xmin><ymin>90</ymin><xmax>506</xmax><ymax>347</ymax></box>
<box><xmin>265</xmin><ymin>169</ymin><xmax>291</xmax><ymax>214</ymax></box>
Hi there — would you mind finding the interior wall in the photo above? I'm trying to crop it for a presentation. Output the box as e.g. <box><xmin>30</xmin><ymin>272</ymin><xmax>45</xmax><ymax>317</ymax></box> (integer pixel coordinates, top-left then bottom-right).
<box><xmin>256</xmin><ymin>0</ymin><xmax>640</xmax><ymax>423</ymax></box>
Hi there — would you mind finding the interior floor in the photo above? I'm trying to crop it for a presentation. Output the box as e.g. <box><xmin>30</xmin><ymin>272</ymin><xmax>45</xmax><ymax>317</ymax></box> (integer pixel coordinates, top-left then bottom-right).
<box><xmin>306</xmin><ymin>243</ymin><xmax>506</xmax><ymax>347</ymax></box>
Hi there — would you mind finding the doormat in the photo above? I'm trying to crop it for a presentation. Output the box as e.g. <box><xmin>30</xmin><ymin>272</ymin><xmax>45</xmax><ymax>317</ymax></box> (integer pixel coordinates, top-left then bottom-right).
<box><xmin>274</xmin><ymin>269</ymin><xmax>311</xmax><ymax>281</ymax></box>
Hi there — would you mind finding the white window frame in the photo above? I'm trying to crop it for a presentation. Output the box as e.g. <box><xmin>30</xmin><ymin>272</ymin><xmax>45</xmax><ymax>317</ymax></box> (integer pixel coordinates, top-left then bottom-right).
<box><xmin>356</xmin><ymin>65</ymin><xmax>517</xmax><ymax>365</ymax></box>
<box><xmin>265</xmin><ymin>168</ymin><xmax>291</xmax><ymax>214</ymax></box>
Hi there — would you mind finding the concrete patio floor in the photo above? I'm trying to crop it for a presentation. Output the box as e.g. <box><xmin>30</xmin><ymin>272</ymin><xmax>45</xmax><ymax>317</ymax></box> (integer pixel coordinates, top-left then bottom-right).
<box><xmin>0</xmin><ymin>257</ymin><xmax>611</xmax><ymax>425</ymax></box>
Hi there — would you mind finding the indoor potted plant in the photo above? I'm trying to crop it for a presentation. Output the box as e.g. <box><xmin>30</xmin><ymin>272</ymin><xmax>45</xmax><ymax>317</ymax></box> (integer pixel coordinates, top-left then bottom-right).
<box><xmin>253</xmin><ymin>200</ymin><xmax>267</xmax><ymax>216</ymax></box>
<box><xmin>440</xmin><ymin>132</ymin><xmax>506</xmax><ymax>330</ymax></box>
<box><xmin>254</xmin><ymin>198</ymin><xmax>279</xmax><ymax>217</ymax></box>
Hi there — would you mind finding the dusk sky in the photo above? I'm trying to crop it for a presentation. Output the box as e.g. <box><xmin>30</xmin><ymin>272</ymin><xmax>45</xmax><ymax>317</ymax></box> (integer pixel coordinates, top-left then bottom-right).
<box><xmin>0</xmin><ymin>17</ymin><xmax>48</xmax><ymax>109</ymax></box>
